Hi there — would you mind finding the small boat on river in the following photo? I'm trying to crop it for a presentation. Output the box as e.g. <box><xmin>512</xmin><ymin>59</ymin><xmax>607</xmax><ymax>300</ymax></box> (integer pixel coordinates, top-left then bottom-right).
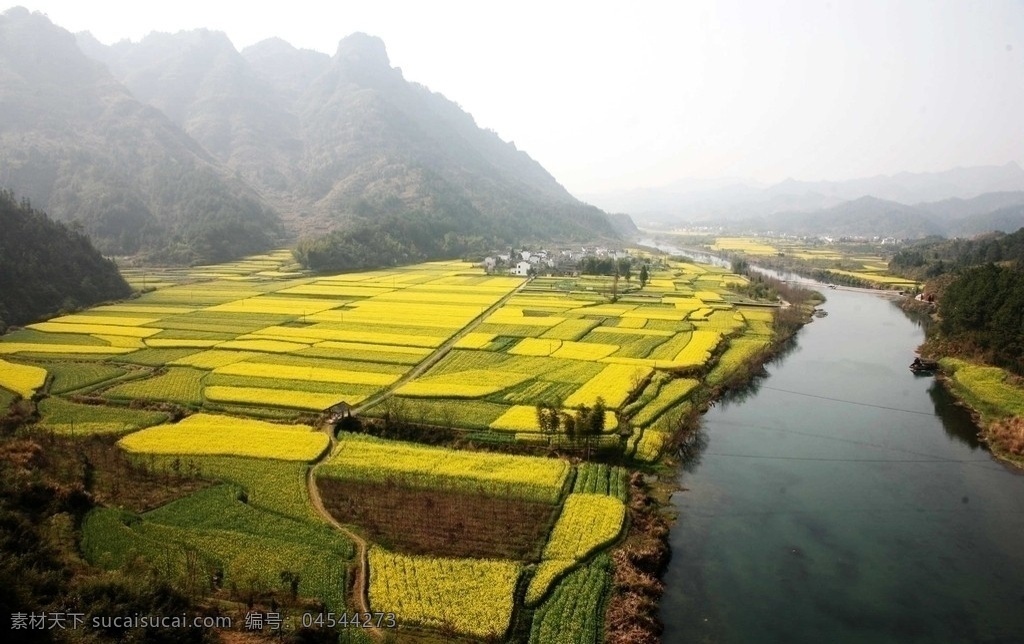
<box><xmin>910</xmin><ymin>357</ymin><xmax>939</xmax><ymax>374</ymax></box>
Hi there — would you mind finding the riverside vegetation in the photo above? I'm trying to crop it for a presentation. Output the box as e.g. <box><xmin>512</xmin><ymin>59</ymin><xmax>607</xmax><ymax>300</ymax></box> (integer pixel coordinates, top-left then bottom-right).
<box><xmin>0</xmin><ymin>246</ymin><xmax>814</xmax><ymax>642</ymax></box>
<box><xmin>680</xmin><ymin>232</ymin><xmax>1024</xmax><ymax>468</ymax></box>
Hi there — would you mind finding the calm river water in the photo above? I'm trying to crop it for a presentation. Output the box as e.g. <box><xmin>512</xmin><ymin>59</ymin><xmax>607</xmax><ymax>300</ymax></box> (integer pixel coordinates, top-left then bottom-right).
<box><xmin>659</xmin><ymin>284</ymin><xmax>1024</xmax><ymax>643</ymax></box>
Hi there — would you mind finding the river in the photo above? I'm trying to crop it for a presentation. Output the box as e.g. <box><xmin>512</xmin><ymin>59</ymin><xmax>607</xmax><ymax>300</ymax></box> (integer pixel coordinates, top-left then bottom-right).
<box><xmin>658</xmin><ymin>277</ymin><xmax>1024</xmax><ymax>643</ymax></box>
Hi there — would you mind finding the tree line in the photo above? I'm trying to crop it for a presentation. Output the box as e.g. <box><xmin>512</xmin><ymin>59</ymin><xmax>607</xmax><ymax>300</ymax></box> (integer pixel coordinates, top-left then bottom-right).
<box><xmin>0</xmin><ymin>191</ymin><xmax>131</xmax><ymax>332</ymax></box>
<box><xmin>535</xmin><ymin>397</ymin><xmax>609</xmax><ymax>456</ymax></box>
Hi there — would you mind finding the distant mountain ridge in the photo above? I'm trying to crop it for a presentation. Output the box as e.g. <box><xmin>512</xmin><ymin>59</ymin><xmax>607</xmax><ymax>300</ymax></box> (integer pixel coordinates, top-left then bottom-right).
<box><xmin>585</xmin><ymin>163</ymin><xmax>1024</xmax><ymax>238</ymax></box>
<box><xmin>0</xmin><ymin>8</ymin><xmax>283</xmax><ymax>263</ymax></box>
<box><xmin>0</xmin><ymin>7</ymin><xmax>621</xmax><ymax>267</ymax></box>
<box><xmin>76</xmin><ymin>23</ymin><xmax>617</xmax><ymax>245</ymax></box>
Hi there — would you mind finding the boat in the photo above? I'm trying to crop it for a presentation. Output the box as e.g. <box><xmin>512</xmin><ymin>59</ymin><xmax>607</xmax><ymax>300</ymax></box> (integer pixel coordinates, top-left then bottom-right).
<box><xmin>909</xmin><ymin>357</ymin><xmax>939</xmax><ymax>374</ymax></box>
<box><xmin>813</xmin><ymin>309</ymin><xmax>828</xmax><ymax>318</ymax></box>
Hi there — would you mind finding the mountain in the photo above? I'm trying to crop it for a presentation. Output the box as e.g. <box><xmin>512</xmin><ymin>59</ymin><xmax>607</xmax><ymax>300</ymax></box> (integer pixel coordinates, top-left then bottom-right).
<box><xmin>0</xmin><ymin>190</ymin><xmax>131</xmax><ymax>329</ymax></box>
<box><xmin>769</xmin><ymin>196</ymin><xmax>946</xmax><ymax>238</ymax></box>
<box><xmin>765</xmin><ymin>163</ymin><xmax>1024</xmax><ymax>205</ymax></box>
<box><xmin>746</xmin><ymin>195</ymin><xmax>1024</xmax><ymax>239</ymax></box>
<box><xmin>74</xmin><ymin>27</ymin><xmax>621</xmax><ymax>254</ymax></box>
<box><xmin>0</xmin><ymin>8</ymin><xmax>283</xmax><ymax>263</ymax></box>
<box><xmin>78</xmin><ymin>28</ymin><xmax>304</xmax><ymax>200</ymax></box>
<box><xmin>916</xmin><ymin>191</ymin><xmax>1024</xmax><ymax>221</ymax></box>
<box><xmin>585</xmin><ymin>164</ymin><xmax>1024</xmax><ymax>232</ymax></box>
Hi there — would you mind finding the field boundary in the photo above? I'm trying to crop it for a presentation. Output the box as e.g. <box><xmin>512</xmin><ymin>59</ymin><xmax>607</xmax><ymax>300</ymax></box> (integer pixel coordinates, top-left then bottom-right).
<box><xmin>304</xmin><ymin>276</ymin><xmax>530</xmax><ymax>638</ymax></box>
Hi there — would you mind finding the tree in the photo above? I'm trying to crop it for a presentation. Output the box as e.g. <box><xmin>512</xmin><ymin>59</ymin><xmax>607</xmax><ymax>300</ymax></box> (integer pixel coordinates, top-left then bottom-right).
<box><xmin>639</xmin><ymin>264</ymin><xmax>649</xmax><ymax>288</ymax></box>
<box><xmin>536</xmin><ymin>399</ymin><xmax>562</xmax><ymax>446</ymax></box>
<box><xmin>618</xmin><ymin>258</ymin><xmax>633</xmax><ymax>282</ymax></box>
<box><xmin>585</xmin><ymin>397</ymin><xmax>607</xmax><ymax>458</ymax></box>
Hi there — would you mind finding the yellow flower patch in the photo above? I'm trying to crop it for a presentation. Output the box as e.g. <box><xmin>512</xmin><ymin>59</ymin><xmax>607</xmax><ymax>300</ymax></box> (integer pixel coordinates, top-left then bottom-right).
<box><xmin>28</xmin><ymin>322</ymin><xmax>161</xmax><ymax>338</ymax></box>
<box><xmin>563</xmin><ymin>363</ymin><xmax>652</xmax><ymax>409</ymax></box>
<box><xmin>204</xmin><ymin>386</ymin><xmax>362</xmax><ymax>410</ymax></box>
<box><xmin>453</xmin><ymin>333</ymin><xmax>496</xmax><ymax>349</ymax></box>
<box><xmin>0</xmin><ymin>358</ymin><xmax>47</xmax><ymax>398</ymax></box>
<box><xmin>368</xmin><ymin>547</ymin><xmax>520</xmax><ymax>640</ymax></box>
<box><xmin>213</xmin><ymin>362</ymin><xmax>398</xmax><ymax>386</ymax></box>
<box><xmin>118</xmin><ymin>413</ymin><xmax>327</xmax><ymax>461</ymax></box>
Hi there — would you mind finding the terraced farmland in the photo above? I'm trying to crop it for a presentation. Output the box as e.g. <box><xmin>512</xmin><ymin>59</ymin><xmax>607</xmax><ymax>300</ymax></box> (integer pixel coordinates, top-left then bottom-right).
<box><xmin>0</xmin><ymin>249</ymin><xmax>788</xmax><ymax>642</ymax></box>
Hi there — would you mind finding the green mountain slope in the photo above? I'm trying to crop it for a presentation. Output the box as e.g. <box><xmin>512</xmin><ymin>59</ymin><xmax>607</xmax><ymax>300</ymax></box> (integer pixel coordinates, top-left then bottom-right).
<box><xmin>0</xmin><ymin>8</ymin><xmax>283</xmax><ymax>263</ymax></box>
<box><xmin>79</xmin><ymin>28</ymin><xmax>621</xmax><ymax>258</ymax></box>
<box><xmin>0</xmin><ymin>190</ymin><xmax>131</xmax><ymax>329</ymax></box>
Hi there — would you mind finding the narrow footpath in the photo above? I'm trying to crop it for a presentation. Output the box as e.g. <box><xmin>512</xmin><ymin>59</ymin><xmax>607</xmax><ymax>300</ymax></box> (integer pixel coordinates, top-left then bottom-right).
<box><xmin>304</xmin><ymin>277</ymin><xmax>531</xmax><ymax>638</ymax></box>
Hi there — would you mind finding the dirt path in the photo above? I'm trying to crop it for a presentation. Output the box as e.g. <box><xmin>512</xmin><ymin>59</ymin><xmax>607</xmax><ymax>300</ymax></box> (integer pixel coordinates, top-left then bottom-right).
<box><xmin>305</xmin><ymin>434</ymin><xmax>379</xmax><ymax>637</ymax></box>
<box><xmin>304</xmin><ymin>276</ymin><xmax>530</xmax><ymax>637</ymax></box>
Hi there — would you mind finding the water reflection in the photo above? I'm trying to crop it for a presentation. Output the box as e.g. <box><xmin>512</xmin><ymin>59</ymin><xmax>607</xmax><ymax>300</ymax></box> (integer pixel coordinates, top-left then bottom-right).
<box><xmin>677</xmin><ymin>426</ymin><xmax>710</xmax><ymax>473</ymax></box>
<box><xmin>660</xmin><ymin>277</ymin><xmax>1024</xmax><ymax>643</ymax></box>
<box><xmin>927</xmin><ymin>380</ymin><xmax>983</xmax><ymax>450</ymax></box>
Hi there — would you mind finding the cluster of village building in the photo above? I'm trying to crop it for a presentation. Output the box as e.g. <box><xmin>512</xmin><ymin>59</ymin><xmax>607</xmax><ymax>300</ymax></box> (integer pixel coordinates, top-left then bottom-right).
<box><xmin>480</xmin><ymin>247</ymin><xmax>633</xmax><ymax>276</ymax></box>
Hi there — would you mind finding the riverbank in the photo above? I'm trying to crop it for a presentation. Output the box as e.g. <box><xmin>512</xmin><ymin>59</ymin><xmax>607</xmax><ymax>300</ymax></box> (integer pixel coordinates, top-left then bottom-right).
<box><xmin>613</xmin><ymin>267</ymin><xmax>821</xmax><ymax>642</ymax></box>
<box><xmin>895</xmin><ymin>290</ymin><xmax>1024</xmax><ymax>470</ymax></box>
<box><xmin>936</xmin><ymin>358</ymin><xmax>1024</xmax><ymax>469</ymax></box>
<box><xmin>659</xmin><ymin>280</ymin><xmax>1024</xmax><ymax>643</ymax></box>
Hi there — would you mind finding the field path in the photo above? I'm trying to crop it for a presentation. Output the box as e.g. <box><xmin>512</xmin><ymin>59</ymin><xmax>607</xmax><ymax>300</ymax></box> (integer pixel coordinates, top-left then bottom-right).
<box><xmin>306</xmin><ymin>431</ymin><xmax>381</xmax><ymax>638</ymax></box>
<box><xmin>304</xmin><ymin>276</ymin><xmax>530</xmax><ymax>637</ymax></box>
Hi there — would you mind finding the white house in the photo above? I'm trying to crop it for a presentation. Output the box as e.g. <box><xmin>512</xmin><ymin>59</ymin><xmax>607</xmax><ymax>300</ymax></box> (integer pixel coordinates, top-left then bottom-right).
<box><xmin>511</xmin><ymin>261</ymin><xmax>532</xmax><ymax>276</ymax></box>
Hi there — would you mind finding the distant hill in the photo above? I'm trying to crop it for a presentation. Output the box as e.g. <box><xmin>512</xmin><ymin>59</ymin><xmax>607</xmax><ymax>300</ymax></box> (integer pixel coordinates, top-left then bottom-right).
<box><xmin>764</xmin><ymin>163</ymin><xmax>1024</xmax><ymax>205</ymax></box>
<box><xmin>585</xmin><ymin>164</ymin><xmax>1024</xmax><ymax>237</ymax></box>
<box><xmin>0</xmin><ymin>190</ymin><xmax>131</xmax><ymax>329</ymax></box>
<box><xmin>753</xmin><ymin>193</ymin><xmax>1024</xmax><ymax>239</ymax></box>
<box><xmin>72</xmin><ymin>26</ymin><xmax>622</xmax><ymax>257</ymax></box>
<box><xmin>0</xmin><ymin>8</ymin><xmax>283</xmax><ymax>263</ymax></box>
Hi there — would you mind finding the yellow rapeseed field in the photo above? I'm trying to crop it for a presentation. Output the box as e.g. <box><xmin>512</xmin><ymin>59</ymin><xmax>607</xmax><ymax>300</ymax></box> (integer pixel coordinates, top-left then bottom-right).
<box><xmin>551</xmin><ymin>341</ymin><xmax>618</xmax><ymax>361</ymax></box>
<box><xmin>315</xmin><ymin>340</ymin><xmax>432</xmax><ymax>356</ymax></box>
<box><xmin>256</xmin><ymin>325</ymin><xmax>444</xmax><ymax>348</ymax></box>
<box><xmin>278</xmin><ymin>284</ymin><xmax>394</xmax><ymax>297</ymax></box>
<box><xmin>171</xmin><ymin>350</ymin><xmax>259</xmax><ymax>369</ymax></box>
<box><xmin>28</xmin><ymin>322</ymin><xmax>162</xmax><ymax>338</ymax></box>
<box><xmin>489</xmin><ymin>405</ymin><xmax>618</xmax><ymax>433</ymax></box>
<box><xmin>395</xmin><ymin>382</ymin><xmax>504</xmax><ymax>398</ymax></box>
<box><xmin>213</xmin><ymin>362</ymin><xmax>398</xmax><ymax>386</ymax></box>
<box><xmin>146</xmin><ymin>339</ymin><xmax>223</xmax><ymax>348</ymax></box>
<box><xmin>0</xmin><ymin>358</ymin><xmax>47</xmax><ymax>398</ymax></box>
<box><xmin>49</xmin><ymin>314</ymin><xmax>160</xmax><ymax>327</ymax></box>
<box><xmin>93</xmin><ymin>335</ymin><xmax>147</xmax><ymax>349</ymax></box>
<box><xmin>204</xmin><ymin>386</ymin><xmax>363</xmax><ymax>410</ymax></box>
<box><xmin>525</xmin><ymin>493</ymin><xmax>626</xmax><ymax>603</ymax></box>
<box><xmin>118</xmin><ymin>413</ymin><xmax>328</xmax><ymax>461</ymax></box>
<box><xmin>543</xmin><ymin>494</ymin><xmax>626</xmax><ymax>560</ymax></box>
<box><xmin>673</xmin><ymin>330</ymin><xmax>724</xmax><ymax>367</ymax></box>
<box><xmin>214</xmin><ymin>339</ymin><xmax>311</xmax><ymax>353</ymax></box>
<box><xmin>563</xmin><ymin>363</ymin><xmax>652</xmax><ymax>409</ymax></box>
<box><xmin>591</xmin><ymin>326</ymin><xmax>674</xmax><ymax>337</ymax></box>
<box><xmin>453</xmin><ymin>333</ymin><xmax>496</xmax><ymax>349</ymax></box>
<box><xmin>323</xmin><ymin>433</ymin><xmax>569</xmax><ymax>502</ymax></box>
<box><xmin>510</xmin><ymin>337</ymin><xmax>562</xmax><ymax>356</ymax></box>
<box><xmin>525</xmin><ymin>559</ymin><xmax>575</xmax><ymax>606</ymax></box>
<box><xmin>485</xmin><ymin>309</ymin><xmax>566</xmax><ymax>327</ymax></box>
<box><xmin>368</xmin><ymin>547</ymin><xmax>520</xmax><ymax>640</ymax></box>
<box><xmin>0</xmin><ymin>343</ymin><xmax>136</xmax><ymax>355</ymax></box>
<box><xmin>207</xmin><ymin>296</ymin><xmax>343</xmax><ymax>315</ymax></box>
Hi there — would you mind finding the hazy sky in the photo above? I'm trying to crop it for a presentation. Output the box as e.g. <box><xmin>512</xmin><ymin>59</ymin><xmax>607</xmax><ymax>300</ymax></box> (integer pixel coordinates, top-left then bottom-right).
<box><xmin>9</xmin><ymin>0</ymin><xmax>1024</xmax><ymax>195</ymax></box>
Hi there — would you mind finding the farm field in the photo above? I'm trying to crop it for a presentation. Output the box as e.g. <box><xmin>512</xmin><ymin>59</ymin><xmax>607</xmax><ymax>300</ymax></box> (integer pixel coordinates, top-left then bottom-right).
<box><xmin>0</xmin><ymin>248</ymin><xmax>786</xmax><ymax>641</ymax></box>
<box><xmin>705</xmin><ymin>236</ymin><xmax>921</xmax><ymax>290</ymax></box>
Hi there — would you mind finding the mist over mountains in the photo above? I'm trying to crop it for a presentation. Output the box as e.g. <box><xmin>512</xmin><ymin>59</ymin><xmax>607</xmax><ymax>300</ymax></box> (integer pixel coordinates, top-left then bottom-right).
<box><xmin>585</xmin><ymin>163</ymin><xmax>1024</xmax><ymax>238</ymax></box>
<box><xmin>0</xmin><ymin>7</ymin><xmax>617</xmax><ymax>265</ymax></box>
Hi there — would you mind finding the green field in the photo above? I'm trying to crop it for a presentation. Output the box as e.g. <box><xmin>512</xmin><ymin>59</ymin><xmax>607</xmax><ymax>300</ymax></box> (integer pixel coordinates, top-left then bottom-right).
<box><xmin>0</xmin><ymin>251</ymin><xmax>787</xmax><ymax>642</ymax></box>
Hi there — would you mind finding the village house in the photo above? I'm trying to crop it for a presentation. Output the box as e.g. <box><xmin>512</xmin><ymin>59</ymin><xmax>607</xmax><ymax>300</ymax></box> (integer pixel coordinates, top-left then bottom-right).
<box><xmin>511</xmin><ymin>260</ymin><xmax>532</xmax><ymax>276</ymax></box>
